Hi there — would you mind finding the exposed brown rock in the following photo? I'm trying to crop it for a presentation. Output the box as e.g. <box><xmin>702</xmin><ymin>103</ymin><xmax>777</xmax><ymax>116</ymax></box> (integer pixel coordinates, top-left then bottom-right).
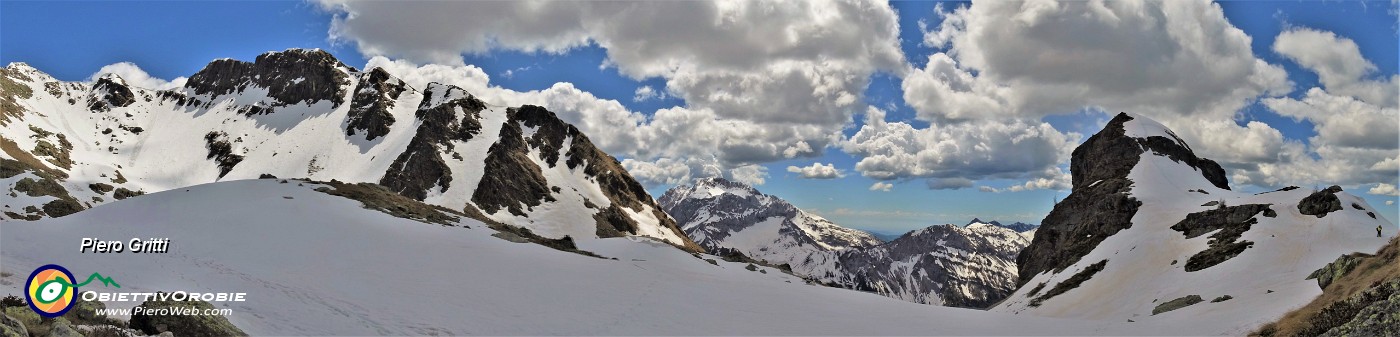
<box><xmin>185</xmin><ymin>49</ymin><xmax>353</xmax><ymax>113</ymax></box>
<box><xmin>379</xmin><ymin>83</ymin><xmax>484</xmax><ymax>200</ymax></box>
<box><xmin>345</xmin><ymin>68</ymin><xmax>407</xmax><ymax>141</ymax></box>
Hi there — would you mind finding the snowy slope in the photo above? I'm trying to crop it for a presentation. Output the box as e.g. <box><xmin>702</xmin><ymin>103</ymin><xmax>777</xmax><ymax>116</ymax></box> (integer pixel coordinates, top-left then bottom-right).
<box><xmin>660</xmin><ymin>178</ymin><xmax>1032</xmax><ymax>308</ymax></box>
<box><xmin>0</xmin><ymin>179</ymin><xmax>1169</xmax><ymax>335</ymax></box>
<box><xmin>0</xmin><ymin>50</ymin><xmax>695</xmax><ymax>250</ymax></box>
<box><xmin>994</xmin><ymin>113</ymin><xmax>1395</xmax><ymax>335</ymax></box>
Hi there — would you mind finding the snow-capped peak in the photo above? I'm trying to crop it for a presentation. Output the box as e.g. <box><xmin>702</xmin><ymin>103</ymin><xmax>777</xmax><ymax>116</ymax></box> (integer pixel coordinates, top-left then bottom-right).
<box><xmin>996</xmin><ymin>112</ymin><xmax>1393</xmax><ymax>335</ymax></box>
<box><xmin>661</xmin><ymin>179</ymin><xmax>1032</xmax><ymax>308</ymax></box>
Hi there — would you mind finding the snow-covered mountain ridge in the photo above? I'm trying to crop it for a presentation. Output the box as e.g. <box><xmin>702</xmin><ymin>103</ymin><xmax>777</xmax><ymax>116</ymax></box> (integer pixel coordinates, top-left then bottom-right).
<box><xmin>0</xmin><ymin>49</ymin><xmax>698</xmax><ymax>251</ymax></box>
<box><xmin>660</xmin><ymin>177</ymin><xmax>1032</xmax><ymax>308</ymax></box>
<box><xmin>994</xmin><ymin>112</ymin><xmax>1395</xmax><ymax>334</ymax></box>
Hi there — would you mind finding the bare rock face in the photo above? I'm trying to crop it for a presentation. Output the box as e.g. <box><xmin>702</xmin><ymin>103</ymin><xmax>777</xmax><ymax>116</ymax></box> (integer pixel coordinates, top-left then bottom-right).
<box><xmin>380</xmin><ymin>83</ymin><xmax>484</xmax><ymax>201</ymax></box>
<box><xmin>345</xmin><ymin>68</ymin><xmax>408</xmax><ymax>141</ymax></box>
<box><xmin>185</xmin><ymin>49</ymin><xmax>353</xmax><ymax>112</ymax></box>
<box><xmin>1170</xmin><ymin>204</ymin><xmax>1275</xmax><ymax>272</ymax></box>
<box><xmin>203</xmin><ymin>131</ymin><xmax>243</xmax><ymax>179</ymax></box>
<box><xmin>472</xmin><ymin>106</ymin><xmax>554</xmax><ymax>216</ymax></box>
<box><xmin>89</xmin><ymin>75</ymin><xmax>135</xmax><ymax>110</ymax></box>
<box><xmin>473</xmin><ymin>105</ymin><xmax>701</xmax><ymax>251</ymax></box>
<box><xmin>1017</xmin><ymin>112</ymin><xmax>1233</xmax><ymax>286</ymax></box>
<box><xmin>1017</xmin><ymin>113</ymin><xmax>1144</xmax><ymax>286</ymax></box>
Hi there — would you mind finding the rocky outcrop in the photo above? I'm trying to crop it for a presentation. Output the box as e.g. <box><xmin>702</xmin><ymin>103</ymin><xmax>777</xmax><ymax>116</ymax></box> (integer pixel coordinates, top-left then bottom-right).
<box><xmin>474</xmin><ymin>105</ymin><xmax>700</xmax><ymax>251</ymax></box>
<box><xmin>344</xmin><ymin>68</ymin><xmax>407</xmax><ymax>141</ymax></box>
<box><xmin>1018</xmin><ymin>113</ymin><xmax>1150</xmax><ymax>286</ymax></box>
<box><xmin>1313</xmin><ymin>280</ymin><xmax>1400</xmax><ymax>337</ymax></box>
<box><xmin>186</xmin><ymin>49</ymin><xmax>352</xmax><ymax>112</ymax></box>
<box><xmin>203</xmin><ymin>131</ymin><xmax>243</xmax><ymax>178</ymax></box>
<box><xmin>1153</xmin><ymin>295</ymin><xmax>1204</xmax><ymax>315</ymax></box>
<box><xmin>1170</xmin><ymin>204</ymin><xmax>1275</xmax><ymax>272</ymax></box>
<box><xmin>380</xmin><ymin>83</ymin><xmax>484</xmax><ymax>200</ymax></box>
<box><xmin>1017</xmin><ymin>112</ymin><xmax>1232</xmax><ymax>285</ymax></box>
<box><xmin>1028</xmin><ymin>259</ymin><xmax>1108</xmax><ymax>307</ymax></box>
<box><xmin>471</xmin><ymin>106</ymin><xmax>554</xmax><ymax>216</ymax></box>
<box><xmin>89</xmin><ymin>75</ymin><xmax>135</xmax><ymax>110</ymax></box>
<box><xmin>0</xmin><ymin>308</ymin><xmax>27</xmax><ymax>337</ymax></box>
<box><xmin>1298</xmin><ymin>185</ymin><xmax>1345</xmax><ymax>218</ymax></box>
<box><xmin>1253</xmin><ymin>236</ymin><xmax>1399</xmax><ymax>337</ymax></box>
<box><xmin>1307</xmin><ymin>253</ymin><xmax>1371</xmax><ymax>290</ymax></box>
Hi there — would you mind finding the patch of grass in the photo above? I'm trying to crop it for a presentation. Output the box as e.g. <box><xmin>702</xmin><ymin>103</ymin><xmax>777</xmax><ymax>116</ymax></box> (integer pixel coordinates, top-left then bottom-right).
<box><xmin>311</xmin><ymin>180</ymin><xmax>608</xmax><ymax>259</ymax></box>
<box><xmin>314</xmin><ymin>180</ymin><xmax>463</xmax><ymax>226</ymax></box>
<box><xmin>0</xmin><ymin>68</ymin><xmax>34</xmax><ymax>125</ymax></box>
<box><xmin>1253</xmin><ymin>237</ymin><xmax>1400</xmax><ymax>336</ymax></box>
<box><xmin>32</xmin><ymin>139</ymin><xmax>72</xmax><ymax>170</ymax></box>
<box><xmin>0</xmin><ymin>136</ymin><xmax>67</xmax><ymax>179</ymax></box>
<box><xmin>1211</xmin><ymin>295</ymin><xmax>1233</xmax><ymax>303</ymax></box>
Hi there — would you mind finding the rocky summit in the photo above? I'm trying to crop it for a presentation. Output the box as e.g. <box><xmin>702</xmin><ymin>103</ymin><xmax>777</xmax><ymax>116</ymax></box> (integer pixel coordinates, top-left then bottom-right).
<box><xmin>993</xmin><ymin>113</ymin><xmax>1393</xmax><ymax>334</ymax></box>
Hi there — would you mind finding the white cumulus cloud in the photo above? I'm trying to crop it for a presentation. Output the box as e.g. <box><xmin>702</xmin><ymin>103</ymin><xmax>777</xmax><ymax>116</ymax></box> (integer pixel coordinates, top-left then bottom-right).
<box><xmin>1370</xmin><ymin>183</ymin><xmax>1400</xmax><ymax>197</ymax></box>
<box><xmin>1244</xmin><ymin>28</ymin><xmax>1400</xmax><ymax>188</ymax></box>
<box><xmin>88</xmin><ymin>62</ymin><xmax>188</xmax><ymax>91</ymax></box>
<box><xmin>318</xmin><ymin>0</ymin><xmax>907</xmax><ymax>184</ymax></box>
<box><xmin>786</xmin><ymin>162</ymin><xmax>844</xmax><ymax>179</ymax></box>
<box><xmin>840</xmin><ymin>107</ymin><xmax>1078</xmax><ymax>188</ymax></box>
<box><xmin>869</xmin><ymin>182</ymin><xmax>893</xmax><ymax>192</ymax></box>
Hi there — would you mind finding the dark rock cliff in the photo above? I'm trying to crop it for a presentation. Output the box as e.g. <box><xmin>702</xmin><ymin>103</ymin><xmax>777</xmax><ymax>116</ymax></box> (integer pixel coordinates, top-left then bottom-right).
<box><xmin>345</xmin><ymin>68</ymin><xmax>408</xmax><ymax>141</ymax></box>
<box><xmin>380</xmin><ymin>83</ymin><xmax>483</xmax><ymax>200</ymax></box>
<box><xmin>473</xmin><ymin>105</ymin><xmax>701</xmax><ymax>252</ymax></box>
<box><xmin>186</xmin><ymin>49</ymin><xmax>353</xmax><ymax>112</ymax></box>
<box><xmin>1017</xmin><ymin>113</ymin><xmax>1144</xmax><ymax>286</ymax></box>
<box><xmin>1018</xmin><ymin>112</ymin><xmax>1233</xmax><ymax>286</ymax></box>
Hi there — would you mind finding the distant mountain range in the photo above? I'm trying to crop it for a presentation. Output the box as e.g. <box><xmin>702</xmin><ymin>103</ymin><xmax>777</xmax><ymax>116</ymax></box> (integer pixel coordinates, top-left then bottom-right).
<box><xmin>865</xmin><ymin>220</ymin><xmax>1037</xmax><ymax>242</ymax></box>
<box><xmin>660</xmin><ymin>177</ymin><xmax>1033</xmax><ymax>308</ymax></box>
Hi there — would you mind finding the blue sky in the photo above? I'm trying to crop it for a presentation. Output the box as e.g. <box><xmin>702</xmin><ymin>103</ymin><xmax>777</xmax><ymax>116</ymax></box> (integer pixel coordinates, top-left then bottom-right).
<box><xmin>3</xmin><ymin>1</ymin><xmax>1396</xmax><ymax>233</ymax></box>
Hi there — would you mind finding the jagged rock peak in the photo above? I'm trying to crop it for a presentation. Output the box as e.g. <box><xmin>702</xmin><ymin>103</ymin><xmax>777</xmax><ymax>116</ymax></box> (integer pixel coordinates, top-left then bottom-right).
<box><xmin>675</xmin><ymin>177</ymin><xmax>763</xmax><ymax>198</ymax></box>
<box><xmin>967</xmin><ymin>218</ymin><xmax>1002</xmax><ymax>227</ymax></box>
<box><xmin>419</xmin><ymin>82</ymin><xmax>479</xmax><ymax>109</ymax></box>
<box><xmin>345</xmin><ymin>67</ymin><xmax>410</xmax><ymax>141</ymax></box>
<box><xmin>1074</xmin><ymin>113</ymin><xmax>1229</xmax><ymax>190</ymax></box>
<box><xmin>90</xmin><ymin>74</ymin><xmax>136</xmax><ymax>108</ymax></box>
<box><xmin>185</xmin><ymin>48</ymin><xmax>356</xmax><ymax>110</ymax></box>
